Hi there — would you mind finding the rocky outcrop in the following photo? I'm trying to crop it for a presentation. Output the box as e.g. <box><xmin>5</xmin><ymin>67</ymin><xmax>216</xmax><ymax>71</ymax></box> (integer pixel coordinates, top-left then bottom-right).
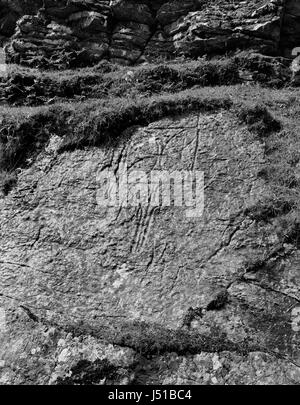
<box><xmin>291</xmin><ymin>55</ymin><xmax>300</xmax><ymax>84</ymax></box>
<box><xmin>0</xmin><ymin>0</ymin><xmax>300</xmax><ymax>388</ymax></box>
<box><xmin>0</xmin><ymin>94</ymin><xmax>300</xmax><ymax>383</ymax></box>
<box><xmin>3</xmin><ymin>1</ymin><xmax>112</xmax><ymax>68</ymax></box>
<box><xmin>0</xmin><ymin>0</ymin><xmax>292</xmax><ymax>68</ymax></box>
<box><xmin>164</xmin><ymin>1</ymin><xmax>282</xmax><ymax>57</ymax></box>
<box><xmin>110</xmin><ymin>0</ymin><xmax>153</xmax><ymax>65</ymax></box>
<box><xmin>0</xmin><ymin>1</ymin><xmax>42</xmax><ymax>37</ymax></box>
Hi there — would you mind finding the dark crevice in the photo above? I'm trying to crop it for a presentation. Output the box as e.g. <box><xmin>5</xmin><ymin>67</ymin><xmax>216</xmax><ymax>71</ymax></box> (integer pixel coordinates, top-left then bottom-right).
<box><xmin>19</xmin><ymin>305</ymin><xmax>40</xmax><ymax>323</ymax></box>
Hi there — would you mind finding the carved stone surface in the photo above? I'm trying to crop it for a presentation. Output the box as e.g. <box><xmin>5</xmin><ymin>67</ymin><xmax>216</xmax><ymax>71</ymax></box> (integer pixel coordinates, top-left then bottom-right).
<box><xmin>1</xmin><ymin>0</ymin><xmax>298</xmax><ymax>68</ymax></box>
<box><xmin>1</xmin><ymin>110</ymin><xmax>299</xmax><ymax>384</ymax></box>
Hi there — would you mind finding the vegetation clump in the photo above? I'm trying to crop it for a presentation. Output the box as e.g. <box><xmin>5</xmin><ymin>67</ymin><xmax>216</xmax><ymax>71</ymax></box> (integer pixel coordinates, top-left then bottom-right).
<box><xmin>56</xmin><ymin>359</ymin><xmax>120</xmax><ymax>385</ymax></box>
<box><xmin>237</xmin><ymin>103</ymin><xmax>281</xmax><ymax>137</ymax></box>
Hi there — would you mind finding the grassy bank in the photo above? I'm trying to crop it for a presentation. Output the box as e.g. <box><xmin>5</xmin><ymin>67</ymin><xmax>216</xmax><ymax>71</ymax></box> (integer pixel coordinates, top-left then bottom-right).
<box><xmin>0</xmin><ymin>54</ymin><xmax>293</xmax><ymax>107</ymax></box>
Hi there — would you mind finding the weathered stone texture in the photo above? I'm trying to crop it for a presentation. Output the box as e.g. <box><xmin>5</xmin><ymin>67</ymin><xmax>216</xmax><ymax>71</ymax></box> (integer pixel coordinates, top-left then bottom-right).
<box><xmin>1</xmin><ymin>0</ymin><xmax>298</xmax><ymax>68</ymax></box>
<box><xmin>0</xmin><ymin>111</ymin><xmax>299</xmax><ymax>383</ymax></box>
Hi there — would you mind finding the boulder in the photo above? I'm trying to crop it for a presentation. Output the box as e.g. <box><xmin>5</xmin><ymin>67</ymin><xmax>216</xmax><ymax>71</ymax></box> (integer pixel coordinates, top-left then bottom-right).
<box><xmin>110</xmin><ymin>21</ymin><xmax>151</xmax><ymax>64</ymax></box>
<box><xmin>280</xmin><ymin>0</ymin><xmax>300</xmax><ymax>57</ymax></box>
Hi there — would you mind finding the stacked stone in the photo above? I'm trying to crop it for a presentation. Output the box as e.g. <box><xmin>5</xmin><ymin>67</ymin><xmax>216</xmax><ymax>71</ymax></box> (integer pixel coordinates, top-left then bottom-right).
<box><xmin>160</xmin><ymin>0</ymin><xmax>283</xmax><ymax>59</ymax></box>
<box><xmin>5</xmin><ymin>0</ymin><xmax>111</xmax><ymax>68</ymax></box>
<box><xmin>143</xmin><ymin>0</ymin><xmax>197</xmax><ymax>62</ymax></box>
<box><xmin>66</xmin><ymin>1</ymin><xmax>111</xmax><ymax>65</ymax></box>
<box><xmin>0</xmin><ymin>1</ymin><xmax>19</xmax><ymax>39</ymax></box>
<box><xmin>0</xmin><ymin>0</ymin><xmax>43</xmax><ymax>38</ymax></box>
<box><xmin>6</xmin><ymin>15</ymin><xmax>73</xmax><ymax>68</ymax></box>
<box><xmin>142</xmin><ymin>0</ymin><xmax>283</xmax><ymax>61</ymax></box>
<box><xmin>110</xmin><ymin>0</ymin><xmax>154</xmax><ymax>65</ymax></box>
<box><xmin>281</xmin><ymin>0</ymin><xmax>300</xmax><ymax>57</ymax></box>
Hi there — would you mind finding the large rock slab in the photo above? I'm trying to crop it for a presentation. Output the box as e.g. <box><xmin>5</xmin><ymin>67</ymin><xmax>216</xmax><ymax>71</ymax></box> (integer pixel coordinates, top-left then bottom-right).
<box><xmin>0</xmin><ymin>110</ymin><xmax>299</xmax><ymax>383</ymax></box>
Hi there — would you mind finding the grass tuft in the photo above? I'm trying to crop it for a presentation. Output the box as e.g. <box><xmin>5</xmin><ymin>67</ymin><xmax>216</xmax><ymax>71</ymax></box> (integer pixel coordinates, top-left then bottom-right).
<box><xmin>237</xmin><ymin>104</ymin><xmax>281</xmax><ymax>137</ymax></box>
<box><xmin>0</xmin><ymin>171</ymin><xmax>17</xmax><ymax>195</ymax></box>
<box><xmin>58</xmin><ymin>91</ymin><xmax>232</xmax><ymax>152</ymax></box>
<box><xmin>1</xmin><ymin>59</ymin><xmax>241</xmax><ymax>106</ymax></box>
